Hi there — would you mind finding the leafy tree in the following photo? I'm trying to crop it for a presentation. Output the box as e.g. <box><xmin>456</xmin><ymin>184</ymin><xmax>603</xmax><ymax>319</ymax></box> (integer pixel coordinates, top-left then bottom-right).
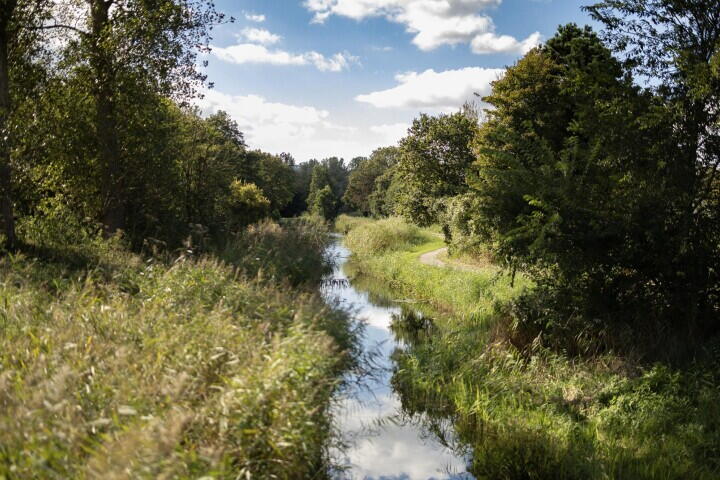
<box><xmin>223</xmin><ymin>180</ymin><xmax>270</xmax><ymax>230</ymax></box>
<box><xmin>284</xmin><ymin>159</ymin><xmax>317</xmax><ymax>216</ymax></box>
<box><xmin>395</xmin><ymin>112</ymin><xmax>477</xmax><ymax>226</ymax></box>
<box><xmin>248</xmin><ymin>150</ymin><xmax>294</xmax><ymax>215</ymax></box>
<box><xmin>0</xmin><ymin>0</ymin><xmax>51</xmax><ymax>249</ymax></box>
<box><xmin>344</xmin><ymin>147</ymin><xmax>398</xmax><ymax>215</ymax></box>
<box><xmin>585</xmin><ymin>0</ymin><xmax>720</xmax><ymax>333</ymax></box>
<box><xmin>470</xmin><ymin>24</ymin><xmax>684</xmax><ymax>349</ymax></box>
<box><xmin>310</xmin><ymin>185</ymin><xmax>336</xmax><ymax>220</ymax></box>
<box><xmin>322</xmin><ymin>156</ymin><xmax>350</xmax><ymax>203</ymax></box>
<box><xmin>368</xmin><ymin>164</ymin><xmax>402</xmax><ymax>217</ymax></box>
<box><xmin>306</xmin><ymin>164</ymin><xmax>339</xmax><ymax>219</ymax></box>
<box><xmin>51</xmin><ymin>0</ymin><xmax>226</xmax><ymax>234</ymax></box>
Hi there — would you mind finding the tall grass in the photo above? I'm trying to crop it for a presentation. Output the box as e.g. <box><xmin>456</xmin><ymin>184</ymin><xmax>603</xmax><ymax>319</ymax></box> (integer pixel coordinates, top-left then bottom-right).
<box><xmin>345</xmin><ymin>216</ymin><xmax>720</xmax><ymax>479</ymax></box>
<box><xmin>344</xmin><ymin>216</ymin><xmax>434</xmax><ymax>257</ymax></box>
<box><xmin>334</xmin><ymin>214</ymin><xmax>371</xmax><ymax>234</ymax></box>
<box><xmin>0</xmin><ymin>218</ymin><xmax>356</xmax><ymax>479</ymax></box>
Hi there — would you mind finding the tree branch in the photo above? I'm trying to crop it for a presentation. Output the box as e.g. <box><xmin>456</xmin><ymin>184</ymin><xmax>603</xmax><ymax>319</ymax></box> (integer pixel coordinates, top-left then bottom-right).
<box><xmin>29</xmin><ymin>23</ymin><xmax>89</xmax><ymax>37</ymax></box>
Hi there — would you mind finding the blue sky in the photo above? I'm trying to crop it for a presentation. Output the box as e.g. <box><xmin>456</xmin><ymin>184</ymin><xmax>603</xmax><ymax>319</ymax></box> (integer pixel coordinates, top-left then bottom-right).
<box><xmin>198</xmin><ymin>0</ymin><xmax>594</xmax><ymax>161</ymax></box>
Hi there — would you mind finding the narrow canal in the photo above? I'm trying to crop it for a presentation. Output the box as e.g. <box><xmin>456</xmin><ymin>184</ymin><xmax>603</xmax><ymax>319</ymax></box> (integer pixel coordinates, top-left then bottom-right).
<box><xmin>322</xmin><ymin>239</ymin><xmax>474</xmax><ymax>480</ymax></box>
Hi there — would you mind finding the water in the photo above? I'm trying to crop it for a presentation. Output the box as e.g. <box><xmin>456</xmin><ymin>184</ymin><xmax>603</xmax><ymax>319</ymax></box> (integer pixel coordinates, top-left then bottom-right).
<box><xmin>322</xmin><ymin>239</ymin><xmax>474</xmax><ymax>480</ymax></box>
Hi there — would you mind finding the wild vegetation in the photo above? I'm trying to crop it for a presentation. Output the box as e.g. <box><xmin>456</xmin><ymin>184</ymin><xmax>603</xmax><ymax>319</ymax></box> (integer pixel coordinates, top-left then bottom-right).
<box><xmin>337</xmin><ymin>2</ymin><xmax>720</xmax><ymax>477</ymax></box>
<box><xmin>0</xmin><ymin>1</ymin><xmax>363</xmax><ymax>478</ymax></box>
<box><xmin>2</xmin><ymin>0</ymin><xmax>720</xmax><ymax>477</ymax></box>
<box><xmin>0</xmin><ymin>216</ymin><xmax>358</xmax><ymax>478</ymax></box>
<box><xmin>342</xmin><ymin>216</ymin><xmax>720</xmax><ymax>479</ymax></box>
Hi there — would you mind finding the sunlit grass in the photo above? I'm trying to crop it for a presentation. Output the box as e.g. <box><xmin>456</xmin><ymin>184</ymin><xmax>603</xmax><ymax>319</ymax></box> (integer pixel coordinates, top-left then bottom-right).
<box><xmin>0</xmin><ymin>221</ymin><xmax>355</xmax><ymax>479</ymax></box>
<box><xmin>343</xmin><ymin>216</ymin><xmax>720</xmax><ymax>480</ymax></box>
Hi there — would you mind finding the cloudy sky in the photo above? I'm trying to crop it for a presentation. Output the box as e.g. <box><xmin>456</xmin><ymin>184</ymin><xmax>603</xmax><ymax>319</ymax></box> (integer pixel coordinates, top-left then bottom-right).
<box><xmin>200</xmin><ymin>0</ymin><xmax>593</xmax><ymax>162</ymax></box>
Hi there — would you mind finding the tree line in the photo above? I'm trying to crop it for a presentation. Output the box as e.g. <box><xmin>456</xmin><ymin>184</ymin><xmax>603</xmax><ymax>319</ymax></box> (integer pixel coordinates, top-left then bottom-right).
<box><xmin>343</xmin><ymin>2</ymin><xmax>720</xmax><ymax>357</ymax></box>
<box><xmin>0</xmin><ymin>0</ymin><xmax>360</xmax><ymax>251</ymax></box>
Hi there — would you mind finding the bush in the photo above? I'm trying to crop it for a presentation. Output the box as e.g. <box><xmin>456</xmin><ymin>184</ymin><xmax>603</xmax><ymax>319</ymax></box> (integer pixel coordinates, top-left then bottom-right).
<box><xmin>221</xmin><ymin>218</ymin><xmax>332</xmax><ymax>287</ymax></box>
<box><xmin>17</xmin><ymin>194</ymin><xmax>100</xmax><ymax>248</ymax></box>
<box><xmin>222</xmin><ymin>180</ymin><xmax>271</xmax><ymax>231</ymax></box>
<box><xmin>437</xmin><ymin>193</ymin><xmax>488</xmax><ymax>257</ymax></box>
<box><xmin>334</xmin><ymin>214</ymin><xmax>371</xmax><ymax>234</ymax></box>
<box><xmin>344</xmin><ymin>216</ymin><xmax>430</xmax><ymax>257</ymax></box>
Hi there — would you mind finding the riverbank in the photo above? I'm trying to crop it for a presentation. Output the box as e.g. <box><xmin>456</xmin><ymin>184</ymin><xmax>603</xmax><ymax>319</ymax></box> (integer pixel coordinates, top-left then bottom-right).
<box><xmin>0</xmin><ymin>220</ymin><xmax>356</xmax><ymax>479</ymax></box>
<box><xmin>339</xmin><ymin>215</ymin><xmax>720</xmax><ymax>480</ymax></box>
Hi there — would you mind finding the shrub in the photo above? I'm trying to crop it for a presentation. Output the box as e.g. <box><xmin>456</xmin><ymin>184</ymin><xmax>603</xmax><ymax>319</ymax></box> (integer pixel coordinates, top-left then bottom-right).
<box><xmin>221</xmin><ymin>218</ymin><xmax>332</xmax><ymax>287</ymax></box>
<box><xmin>222</xmin><ymin>180</ymin><xmax>271</xmax><ymax>231</ymax></box>
<box><xmin>344</xmin><ymin>216</ymin><xmax>430</xmax><ymax>257</ymax></box>
<box><xmin>334</xmin><ymin>214</ymin><xmax>371</xmax><ymax>234</ymax></box>
<box><xmin>16</xmin><ymin>194</ymin><xmax>100</xmax><ymax>248</ymax></box>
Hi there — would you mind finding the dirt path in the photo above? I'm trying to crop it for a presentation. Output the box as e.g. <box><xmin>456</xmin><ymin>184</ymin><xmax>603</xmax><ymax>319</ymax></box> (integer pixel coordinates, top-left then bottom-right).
<box><xmin>419</xmin><ymin>247</ymin><xmax>449</xmax><ymax>268</ymax></box>
<box><xmin>419</xmin><ymin>247</ymin><xmax>488</xmax><ymax>272</ymax></box>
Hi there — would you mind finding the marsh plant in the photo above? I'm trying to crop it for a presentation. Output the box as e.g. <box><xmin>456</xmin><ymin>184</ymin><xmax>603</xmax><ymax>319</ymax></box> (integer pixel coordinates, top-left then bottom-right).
<box><xmin>0</xmin><ymin>218</ymin><xmax>357</xmax><ymax>479</ymax></box>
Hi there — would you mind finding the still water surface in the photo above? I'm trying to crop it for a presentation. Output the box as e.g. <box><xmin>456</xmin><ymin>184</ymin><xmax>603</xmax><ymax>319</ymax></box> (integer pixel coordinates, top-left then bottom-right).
<box><xmin>322</xmin><ymin>240</ymin><xmax>474</xmax><ymax>480</ymax></box>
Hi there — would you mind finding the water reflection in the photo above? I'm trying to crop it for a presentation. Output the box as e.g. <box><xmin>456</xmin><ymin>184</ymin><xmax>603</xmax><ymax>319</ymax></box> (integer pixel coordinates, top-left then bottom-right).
<box><xmin>322</xmin><ymin>240</ymin><xmax>474</xmax><ymax>480</ymax></box>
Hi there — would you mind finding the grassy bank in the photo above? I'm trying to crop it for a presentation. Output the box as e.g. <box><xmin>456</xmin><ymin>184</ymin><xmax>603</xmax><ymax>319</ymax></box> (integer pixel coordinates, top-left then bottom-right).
<box><xmin>0</xmin><ymin>220</ymin><xmax>355</xmax><ymax>479</ymax></box>
<box><xmin>338</xmin><ymin>215</ymin><xmax>720</xmax><ymax>480</ymax></box>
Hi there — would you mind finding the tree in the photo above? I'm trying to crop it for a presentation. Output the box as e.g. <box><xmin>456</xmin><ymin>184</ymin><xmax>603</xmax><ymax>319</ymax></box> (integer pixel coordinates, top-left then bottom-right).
<box><xmin>249</xmin><ymin>150</ymin><xmax>294</xmax><ymax>215</ymax></box>
<box><xmin>368</xmin><ymin>164</ymin><xmax>402</xmax><ymax>217</ymax></box>
<box><xmin>394</xmin><ymin>112</ymin><xmax>477</xmax><ymax>226</ymax></box>
<box><xmin>322</xmin><ymin>156</ymin><xmax>350</xmax><ymax>203</ymax></box>
<box><xmin>585</xmin><ymin>0</ymin><xmax>720</xmax><ymax>331</ymax></box>
<box><xmin>284</xmin><ymin>159</ymin><xmax>317</xmax><ymax>216</ymax></box>
<box><xmin>306</xmin><ymin>164</ymin><xmax>338</xmax><ymax>219</ymax></box>
<box><xmin>0</xmin><ymin>0</ymin><xmax>49</xmax><ymax>249</ymax></box>
<box><xmin>223</xmin><ymin>180</ymin><xmax>270</xmax><ymax>230</ymax></box>
<box><xmin>52</xmin><ymin>0</ymin><xmax>226</xmax><ymax>234</ymax></box>
<box><xmin>470</xmin><ymin>24</ymin><xmax>684</xmax><ymax>347</ymax></box>
<box><xmin>310</xmin><ymin>185</ymin><xmax>336</xmax><ymax>220</ymax></box>
<box><xmin>344</xmin><ymin>147</ymin><xmax>398</xmax><ymax>215</ymax></box>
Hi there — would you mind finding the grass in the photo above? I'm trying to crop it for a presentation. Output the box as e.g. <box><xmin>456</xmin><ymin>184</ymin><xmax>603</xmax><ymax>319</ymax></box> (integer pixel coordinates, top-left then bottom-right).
<box><xmin>343</xmin><ymin>216</ymin><xmax>436</xmax><ymax>257</ymax></box>
<box><xmin>0</xmin><ymin>219</ymin><xmax>356</xmax><ymax>479</ymax></box>
<box><xmin>341</xmin><ymin>216</ymin><xmax>720</xmax><ymax>480</ymax></box>
<box><xmin>334</xmin><ymin>214</ymin><xmax>372</xmax><ymax>235</ymax></box>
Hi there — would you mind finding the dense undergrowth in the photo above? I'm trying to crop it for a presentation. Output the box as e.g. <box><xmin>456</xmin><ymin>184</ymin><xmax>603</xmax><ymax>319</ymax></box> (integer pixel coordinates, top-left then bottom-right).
<box><xmin>0</xmin><ymin>217</ymin><xmax>356</xmax><ymax>479</ymax></box>
<box><xmin>339</xmin><ymin>215</ymin><xmax>720</xmax><ymax>479</ymax></box>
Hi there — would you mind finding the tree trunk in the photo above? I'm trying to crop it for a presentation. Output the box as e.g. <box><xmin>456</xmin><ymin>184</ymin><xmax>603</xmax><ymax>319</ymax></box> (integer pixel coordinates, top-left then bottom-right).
<box><xmin>0</xmin><ymin>2</ymin><xmax>17</xmax><ymax>251</ymax></box>
<box><xmin>89</xmin><ymin>0</ymin><xmax>125</xmax><ymax>235</ymax></box>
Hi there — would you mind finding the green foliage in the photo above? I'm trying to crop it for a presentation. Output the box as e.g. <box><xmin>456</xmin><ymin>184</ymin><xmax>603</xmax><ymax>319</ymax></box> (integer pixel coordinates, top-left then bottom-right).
<box><xmin>394</xmin><ymin>112</ymin><xmax>477</xmax><ymax>226</ymax></box>
<box><xmin>436</xmin><ymin>193</ymin><xmax>486</xmax><ymax>257</ymax></box>
<box><xmin>0</xmin><ymin>218</ymin><xmax>354</xmax><ymax>479</ymax></box>
<box><xmin>343</xmin><ymin>147</ymin><xmax>398</xmax><ymax>215</ymax></box>
<box><xmin>467</xmin><ymin>24</ymin><xmax>697</xmax><ymax>351</ymax></box>
<box><xmin>16</xmin><ymin>194</ymin><xmax>99</xmax><ymax>248</ymax></box>
<box><xmin>221</xmin><ymin>218</ymin><xmax>333</xmax><ymax>287</ymax></box>
<box><xmin>585</xmin><ymin>0</ymin><xmax>720</xmax><ymax>332</ymax></box>
<box><xmin>222</xmin><ymin>181</ymin><xmax>271</xmax><ymax>231</ymax></box>
<box><xmin>368</xmin><ymin>164</ymin><xmax>403</xmax><ymax>217</ymax></box>
<box><xmin>246</xmin><ymin>150</ymin><xmax>295</xmax><ymax>215</ymax></box>
<box><xmin>306</xmin><ymin>164</ymin><xmax>343</xmax><ymax>220</ymax></box>
<box><xmin>345</xmin><ymin>217</ymin><xmax>720</xmax><ymax>479</ymax></box>
<box><xmin>310</xmin><ymin>185</ymin><xmax>336</xmax><ymax>220</ymax></box>
<box><xmin>344</xmin><ymin>217</ymin><xmax>433</xmax><ymax>257</ymax></box>
<box><xmin>334</xmin><ymin>214</ymin><xmax>371</xmax><ymax>234</ymax></box>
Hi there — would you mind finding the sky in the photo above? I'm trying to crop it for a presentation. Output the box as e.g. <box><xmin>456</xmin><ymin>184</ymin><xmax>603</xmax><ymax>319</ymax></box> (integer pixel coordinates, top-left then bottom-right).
<box><xmin>198</xmin><ymin>0</ymin><xmax>595</xmax><ymax>162</ymax></box>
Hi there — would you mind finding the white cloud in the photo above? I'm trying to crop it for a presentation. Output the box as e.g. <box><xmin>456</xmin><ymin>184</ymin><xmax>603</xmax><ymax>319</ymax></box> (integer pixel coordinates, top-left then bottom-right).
<box><xmin>244</xmin><ymin>12</ymin><xmax>266</xmax><ymax>23</ymax></box>
<box><xmin>197</xmin><ymin>89</ymin><xmax>400</xmax><ymax>161</ymax></box>
<box><xmin>356</xmin><ymin>67</ymin><xmax>503</xmax><ymax>111</ymax></box>
<box><xmin>304</xmin><ymin>0</ymin><xmax>540</xmax><ymax>54</ymax></box>
<box><xmin>211</xmin><ymin>43</ymin><xmax>357</xmax><ymax>72</ymax></box>
<box><xmin>370</xmin><ymin>122</ymin><xmax>410</xmax><ymax>144</ymax></box>
<box><xmin>240</xmin><ymin>27</ymin><xmax>281</xmax><ymax>45</ymax></box>
<box><xmin>471</xmin><ymin>31</ymin><xmax>541</xmax><ymax>54</ymax></box>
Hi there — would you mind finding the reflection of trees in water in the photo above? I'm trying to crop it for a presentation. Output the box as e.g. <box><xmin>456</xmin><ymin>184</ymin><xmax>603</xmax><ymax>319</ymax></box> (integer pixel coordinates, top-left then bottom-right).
<box><xmin>343</xmin><ymin>261</ymin><xmax>475</xmax><ymax>474</ymax></box>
